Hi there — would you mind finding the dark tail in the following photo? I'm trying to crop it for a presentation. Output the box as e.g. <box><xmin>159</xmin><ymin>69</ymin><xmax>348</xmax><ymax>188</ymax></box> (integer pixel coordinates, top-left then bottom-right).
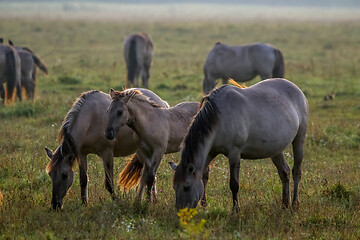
<box><xmin>117</xmin><ymin>154</ymin><xmax>143</xmax><ymax>192</ymax></box>
<box><xmin>272</xmin><ymin>49</ymin><xmax>285</xmax><ymax>78</ymax></box>
<box><xmin>5</xmin><ymin>48</ymin><xmax>16</xmax><ymax>101</ymax></box>
<box><xmin>127</xmin><ymin>38</ymin><xmax>137</xmax><ymax>85</ymax></box>
<box><xmin>22</xmin><ymin>47</ymin><xmax>48</xmax><ymax>75</ymax></box>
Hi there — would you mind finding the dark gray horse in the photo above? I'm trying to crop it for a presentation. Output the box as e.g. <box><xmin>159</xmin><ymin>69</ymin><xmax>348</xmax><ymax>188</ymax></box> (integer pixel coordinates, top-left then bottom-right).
<box><xmin>170</xmin><ymin>79</ymin><xmax>308</xmax><ymax>212</ymax></box>
<box><xmin>0</xmin><ymin>45</ymin><xmax>22</xmax><ymax>103</ymax></box>
<box><xmin>123</xmin><ymin>33</ymin><xmax>154</xmax><ymax>88</ymax></box>
<box><xmin>16</xmin><ymin>47</ymin><xmax>48</xmax><ymax>99</ymax></box>
<box><xmin>203</xmin><ymin>42</ymin><xmax>284</xmax><ymax>94</ymax></box>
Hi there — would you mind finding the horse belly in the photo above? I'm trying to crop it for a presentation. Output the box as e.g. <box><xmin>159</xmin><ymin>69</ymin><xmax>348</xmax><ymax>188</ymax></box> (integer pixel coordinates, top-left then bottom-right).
<box><xmin>240</xmin><ymin>123</ymin><xmax>298</xmax><ymax>159</ymax></box>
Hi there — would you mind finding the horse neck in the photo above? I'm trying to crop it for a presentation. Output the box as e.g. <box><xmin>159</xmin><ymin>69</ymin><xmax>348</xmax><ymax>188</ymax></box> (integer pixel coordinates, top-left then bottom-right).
<box><xmin>182</xmin><ymin>126</ymin><xmax>217</xmax><ymax>175</ymax></box>
<box><xmin>127</xmin><ymin>99</ymin><xmax>163</xmax><ymax>135</ymax></box>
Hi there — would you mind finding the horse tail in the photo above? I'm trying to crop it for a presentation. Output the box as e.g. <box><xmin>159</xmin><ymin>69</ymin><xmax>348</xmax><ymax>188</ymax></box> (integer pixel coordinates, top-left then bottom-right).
<box><xmin>4</xmin><ymin>48</ymin><xmax>17</xmax><ymax>101</ymax></box>
<box><xmin>32</xmin><ymin>53</ymin><xmax>48</xmax><ymax>75</ymax></box>
<box><xmin>272</xmin><ymin>48</ymin><xmax>285</xmax><ymax>78</ymax></box>
<box><xmin>22</xmin><ymin>47</ymin><xmax>48</xmax><ymax>75</ymax></box>
<box><xmin>117</xmin><ymin>154</ymin><xmax>143</xmax><ymax>191</ymax></box>
<box><xmin>127</xmin><ymin>38</ymin><xmax>137</xmax><ymax>85</ymax></box>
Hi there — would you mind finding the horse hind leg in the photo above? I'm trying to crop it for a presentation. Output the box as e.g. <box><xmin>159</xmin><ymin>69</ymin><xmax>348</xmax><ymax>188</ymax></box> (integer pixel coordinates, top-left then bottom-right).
<box><xmin>0</xmin><ymin>83</ymin><xmax>5</xmax><ymax>103</ymax></box>
<box><xmin>271</xmin><ymin>152</ymin><xmax>290</xmax><ymax>208</ymax></box>
<box><xmin>292</xmin><ymin>132</ymin><xmax>306</xmax><ymax>210</ymax></box>
<box><xmin>141</xmin><ymin>64</ymin><xmax>150</xmax><ymax>88</ymax></box>
<box><xmin>16</xmin><ymin>81</ymin><xmax>22</xmax><ymax>101</ymax></box>
<box><xmin>101</xmin><ymin>150</ymin><xmax>117</xmax><ymax>200</ymax></box>
<box><xmin>22</xmin><ymin>76</ymin><xmax>35</xmax><ymax>99</ymax></box>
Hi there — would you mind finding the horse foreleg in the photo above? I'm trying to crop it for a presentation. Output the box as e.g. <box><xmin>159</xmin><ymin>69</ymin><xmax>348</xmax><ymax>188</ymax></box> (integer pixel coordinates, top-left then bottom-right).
<box><xmin>229</xmin><ymin>152</ymin><xmax>241</xmax><ymax>212</ymax></box>
<box><xmin>201</xmin><ymin>153</ymin><xmax>216</xmax><ymax>207</ymax></box>
<box><xmin>137</xmin><ymin>163</ymin><xmax>149</xmax><ymax>202</ymax></box>
<box><xmin>260</xmin><ymin>73</ymin><xmax>271</xmax><ymax>81</ymax></box>
<box><xmin>203</xmin><ymin>73</ymin><xmax>217</xmax><ymax>95</ymax></box>
<box><xmin>292</xmin><ymin>133</ymin><xmax>305</xmax><ymax>210</ymax></box>
<box><xmin>101</xmin><ymin>150</ymin><xmax>116</xmax><ymax>200</ymax></box>
<box><xmin>222</xmin><ymin>77</ymin><xmax>228</xmax><ymax>85</ymax></box>
<box><xmin>145</xmin><ymin>150</ymin><xmax>163</xmax><ymax>202</ymax></box>
<box><xmin>201</xmin><ymin>166</ymin><xmax>209</xmax><ymax>207</ymax></box>
<box><xmin>271</xmin><ymin>152</ymin><xmax>290</xmax><ymax>208</ymax></box>
<box><xmin>79</xmin><ymin>154</ymin><xmax>88</xmax><ymax>205</ymax></box>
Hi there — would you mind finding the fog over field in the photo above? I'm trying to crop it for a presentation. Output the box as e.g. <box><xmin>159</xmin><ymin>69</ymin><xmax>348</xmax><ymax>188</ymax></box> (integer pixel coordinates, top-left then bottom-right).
<box><xmin>0</xmin><ymin>0</ymin><xmax>360</xmax><ymax>22</ymax></box>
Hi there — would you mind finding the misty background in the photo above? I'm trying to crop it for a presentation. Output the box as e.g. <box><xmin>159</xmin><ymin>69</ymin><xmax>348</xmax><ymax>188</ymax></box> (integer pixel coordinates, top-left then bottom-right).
<box><xmin>0</xmin><ymin>0</ymin><xmax>359</xmax><ymax>22</ymax></box>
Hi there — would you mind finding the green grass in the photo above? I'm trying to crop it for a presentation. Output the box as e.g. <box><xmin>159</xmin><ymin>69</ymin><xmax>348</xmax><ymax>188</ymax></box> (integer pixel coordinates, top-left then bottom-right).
<box><xmin>0</xmin><ymin>7</ymin><xmax>360</xmax><ymax>240</ymax></box>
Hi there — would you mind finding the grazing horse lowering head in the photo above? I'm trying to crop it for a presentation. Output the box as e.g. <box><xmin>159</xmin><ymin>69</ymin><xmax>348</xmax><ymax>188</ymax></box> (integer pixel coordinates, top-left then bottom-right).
<box><xmin>170</xmin><ymin>162</ymin><xmax>204</xmax><ymax>210</ymax></box>
<box><xmin>45</xmin><ymin>137</ymin><xmax>76</xmax><ymax>210</ymax></box>
<box><xmin>105</xmin><ymin>89</ymin><xmax>139</xmax><ymax>140</ymax></box>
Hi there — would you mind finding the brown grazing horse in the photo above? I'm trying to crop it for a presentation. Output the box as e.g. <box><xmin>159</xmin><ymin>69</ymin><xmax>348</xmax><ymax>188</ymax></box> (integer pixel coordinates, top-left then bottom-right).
<box><xmin>105</xmin><ymin>89</ymin><xmax>199</xmax><ymax>202</ymax></box>
<box><xmin>45</xmin><ymin>89</ymin><xmax>169</xmax><ymax>210</ymax></box>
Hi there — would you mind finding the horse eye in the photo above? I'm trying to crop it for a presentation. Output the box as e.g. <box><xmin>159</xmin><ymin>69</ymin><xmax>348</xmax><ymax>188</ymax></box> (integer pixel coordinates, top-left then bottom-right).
<box><xmin>117</xmin><ymin>110</ymin><xmax>122</xmax><ymax>116</ymax></box>
<box><xmin>61</xmin><ymin>173</ymin><xmax>68</xmax><ymax>179</ymax></box>
<box><xmin>183</xmin><ymin>185</ymin><xmax>191</xmax><ymax>192</ymax></box>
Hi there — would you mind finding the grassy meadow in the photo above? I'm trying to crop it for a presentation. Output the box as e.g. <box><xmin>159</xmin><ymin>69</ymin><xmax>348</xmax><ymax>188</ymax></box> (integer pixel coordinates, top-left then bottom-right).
<box><xmin>0</xmin><ymin>3</ymin><xmax>360</xmax><ymax>239</ymax></box>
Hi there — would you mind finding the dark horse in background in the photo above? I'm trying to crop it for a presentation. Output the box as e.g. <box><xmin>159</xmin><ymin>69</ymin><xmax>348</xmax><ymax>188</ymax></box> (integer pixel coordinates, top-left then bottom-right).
<box><xmin>203</xmin><ymin>42</ymin><xmax>285</xmax><ymax>94</ymax></box>
<box><xmin>16</xmin><ymin>47</ymin><xmax>48</xmax><ymax>99</ymax></box>
<box><xmin>0</xmin><ymin>44</ymin><xmax>22</xmax><ymax>103</ymax></box>
<box><xmin>123</xmin><ymin>33</ymin><xmax>154</xmax><ymax>88</ymax></box>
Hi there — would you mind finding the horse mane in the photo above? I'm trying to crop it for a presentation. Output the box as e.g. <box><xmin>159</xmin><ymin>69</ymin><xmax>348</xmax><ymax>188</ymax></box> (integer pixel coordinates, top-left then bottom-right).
<box><xmin>174</xmin><ymin>86</ymin><xmax>224</xmax><ymax>181</ymax></box>
<box><xmin>111</xmin><ymin>89</ymin><xmax>161</xmax><ymax>108</ymax></box>
<box><xmin>46</xmin><ymin>90</ymin><xmax>99</xmax><ymax>173</ymax></box>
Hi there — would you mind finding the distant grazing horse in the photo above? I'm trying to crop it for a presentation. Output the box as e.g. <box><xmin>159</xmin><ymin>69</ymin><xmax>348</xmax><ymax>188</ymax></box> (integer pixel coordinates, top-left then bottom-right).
<box><xmin>0</xmin><ymin>45</ymin><xmax>22</xmax><ymax>103</ymax></box>
<box><xmin>16</xmin><ymin>47</ymin><xmax>48</xmax><ymax>99</ymax></box>
<box><xmin>45</xmin><ymin>89</ymin><xmax>169</xmax><ymax>210</ymax></box>
<box><xmin>170</xmin><ymin>79</ymin><xmax>308</xmax><ymax>211</ymax></box>
<box><xmin>105</xmin><ymin>89</ymin><xmax>199</xmax><ymax>202</ymax></box>
<box><xmin>124</xmin><ymin>33</ymin><xmax>154</xmax><ymax>88</ymax></box>
<box><xmin>203</xmin><ymin>42</ymin><xmax>284</xmax><ymax>94</ymax></box>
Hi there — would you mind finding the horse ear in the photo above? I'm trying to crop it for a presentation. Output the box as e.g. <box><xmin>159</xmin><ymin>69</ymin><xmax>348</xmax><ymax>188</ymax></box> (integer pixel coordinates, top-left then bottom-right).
<box><xmin>109</xmin><ymin>88</ymin><xmax>115</xmax><ymax>98</ymax></box>
<box><xmin>45</xmin><ymin>147</ymin><xmax>53</xmax><ymax>159</ymax></box>
<box><xmin>187</xmin><ymin>163</ymin><xmax>195</xmax><ymax>175</ymax></box>
<box><xmin>168</xmin><ymin>162</ymin><xmax>178</xmax><ymax>171</ymax></box>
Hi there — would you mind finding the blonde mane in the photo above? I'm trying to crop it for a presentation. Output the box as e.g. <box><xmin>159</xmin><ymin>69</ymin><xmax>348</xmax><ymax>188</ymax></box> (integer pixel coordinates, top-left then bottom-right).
<box><xmin>111</xmin><ymin>89</ymin><xmax>161</xmax><ymax>108</ymax></box>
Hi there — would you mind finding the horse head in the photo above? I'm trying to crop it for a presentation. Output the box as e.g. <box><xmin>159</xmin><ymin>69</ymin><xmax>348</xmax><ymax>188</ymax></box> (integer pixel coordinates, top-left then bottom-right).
<box><xmin>45</xmin><ymin>146</ymin><xmax>75</xmax><ymax>210</ymax></box>
<box><xmin>169</xmin><ymin>162</ymin><xmax>203</xmax><ymax>210</ymax></box>
<box><xmin>105</xmin><ymin>89</ymin><xmax>134</xmax><ymax>140</ymax></box>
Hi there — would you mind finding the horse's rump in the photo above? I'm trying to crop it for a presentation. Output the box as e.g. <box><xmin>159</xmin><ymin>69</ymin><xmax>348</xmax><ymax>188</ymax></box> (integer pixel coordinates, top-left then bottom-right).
<box><xmin>4</xmin><ymin>47</ymin><xmax>17</xmax><ymax>101</ymax></box>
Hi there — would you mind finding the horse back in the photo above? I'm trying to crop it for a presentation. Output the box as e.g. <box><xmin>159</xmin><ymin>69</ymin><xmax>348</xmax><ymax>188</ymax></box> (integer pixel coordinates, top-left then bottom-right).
<box><xmin>124</xmin><ymin>34</ymin><xmax>153</xmax><ymax>58</ymax></box>
<box><xmin>205</xmin><ymin>43</ymin><xmax>276</xmax><ymax>80</ymax></box>
<box><xmin>212</xmin><ymin>79</ymin><xmax>308</xmax><ymax>158</ymax></box>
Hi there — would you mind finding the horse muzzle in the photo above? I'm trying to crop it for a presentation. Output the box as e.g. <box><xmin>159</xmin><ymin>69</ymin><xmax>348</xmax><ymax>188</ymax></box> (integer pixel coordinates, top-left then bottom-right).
<box><xmin>105</xmin><ymin>128</ymin><xmax>116</xmax><ymax>140</ymax></box>
<box><xmin>51</xmin><ymin>199</ymin><xmax>62</xmax><ymax>210</ymax></box>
